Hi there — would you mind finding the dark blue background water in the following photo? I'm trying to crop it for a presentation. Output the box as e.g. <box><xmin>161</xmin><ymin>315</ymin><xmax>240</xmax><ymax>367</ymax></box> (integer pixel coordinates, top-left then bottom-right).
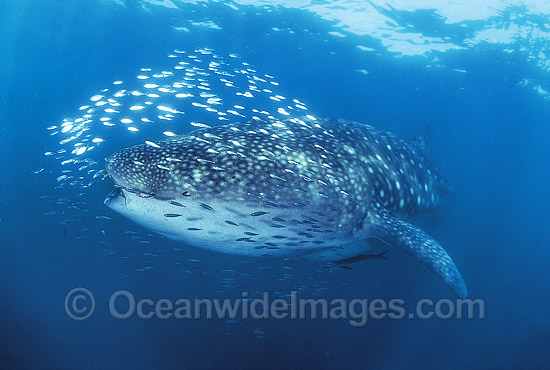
<box><xmin>1</xmin><ymin>1</ymin><xmax>549</xmax><ymax>369</ymax></box>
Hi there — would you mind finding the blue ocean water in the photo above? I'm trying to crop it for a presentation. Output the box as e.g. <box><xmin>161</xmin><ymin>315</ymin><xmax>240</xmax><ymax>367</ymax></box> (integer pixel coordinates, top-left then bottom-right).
<box><xmin>1</xmin><ymin>0</ymin><xmax>549</xmax><ymax>369</ymax></box>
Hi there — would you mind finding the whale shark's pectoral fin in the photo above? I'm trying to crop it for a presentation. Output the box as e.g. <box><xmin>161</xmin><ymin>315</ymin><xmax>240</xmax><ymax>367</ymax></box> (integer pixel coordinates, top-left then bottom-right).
<box><xmin>368</xmin><ymin>211</ymin><xmax>468</xmax><ymax>298</ymax></box>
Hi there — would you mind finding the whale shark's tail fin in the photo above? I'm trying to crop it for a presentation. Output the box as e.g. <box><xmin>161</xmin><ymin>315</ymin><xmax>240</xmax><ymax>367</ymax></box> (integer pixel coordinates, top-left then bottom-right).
<box><xmin>368</xmin><ymin>209</ymin><xmax>468</xmax><ymax>298</ymax></box>
<box><xmin>410</xmin><ymin>125</ymin><xmax>454</xmax><ymax>196</ymax></box>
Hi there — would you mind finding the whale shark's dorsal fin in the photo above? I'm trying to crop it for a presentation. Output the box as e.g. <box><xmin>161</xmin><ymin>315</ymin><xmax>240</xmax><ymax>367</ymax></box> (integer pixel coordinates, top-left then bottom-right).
<box><xmin>368</xmin><ymin>209</ymin><xmax>468</xmax><ymax>298</ymax></box>
<box><xmin>410</xmin><ymin>125</ymin><xmax>431</xmax><ymax>153</ymax></box>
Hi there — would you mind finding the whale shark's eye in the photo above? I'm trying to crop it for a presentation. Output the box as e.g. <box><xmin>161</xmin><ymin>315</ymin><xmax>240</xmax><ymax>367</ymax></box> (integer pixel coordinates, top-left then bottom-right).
<box><xmin>138</xmin><ymin>193</ymin><xmax>155</xmax><ymax>199</ymax></box>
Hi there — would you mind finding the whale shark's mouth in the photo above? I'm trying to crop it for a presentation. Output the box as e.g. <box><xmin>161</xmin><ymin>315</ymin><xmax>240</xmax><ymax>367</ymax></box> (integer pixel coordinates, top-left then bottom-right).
<box><xmin>104</xmin><ymin>186</ymin><xmax>127</xmax><ymax>206</ymax></box>
<box><xmin>104</xmin><ymin>184</ymin><xmax>160</xmax><ymax>207</ymax></box>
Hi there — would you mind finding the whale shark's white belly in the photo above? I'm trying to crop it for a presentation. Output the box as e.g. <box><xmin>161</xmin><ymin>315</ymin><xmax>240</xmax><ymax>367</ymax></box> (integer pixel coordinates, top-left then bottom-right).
<box><xmin>107</xmin><ymin>190</ymin><xmax>370</xmax><ymax>260</ymax></box>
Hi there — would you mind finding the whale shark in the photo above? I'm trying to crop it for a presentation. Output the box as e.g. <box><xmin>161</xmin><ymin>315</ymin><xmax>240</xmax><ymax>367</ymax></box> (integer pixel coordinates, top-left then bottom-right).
<box><xmin>105</xmin><ymin>116</ymin><xmax>467</xmax><ymax>297</ymax></box>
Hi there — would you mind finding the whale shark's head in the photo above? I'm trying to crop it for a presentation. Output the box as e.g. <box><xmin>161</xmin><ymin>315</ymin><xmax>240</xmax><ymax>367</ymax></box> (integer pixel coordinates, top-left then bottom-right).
<box><xmin>105</xmin><ymin>140</ymin><xmax>183</xmax><ymax>200</ymax></box>
<box><xmin>103</xmin><ymin>134</ymin><xmax>249</xmax><ymax>251</ymax></box>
